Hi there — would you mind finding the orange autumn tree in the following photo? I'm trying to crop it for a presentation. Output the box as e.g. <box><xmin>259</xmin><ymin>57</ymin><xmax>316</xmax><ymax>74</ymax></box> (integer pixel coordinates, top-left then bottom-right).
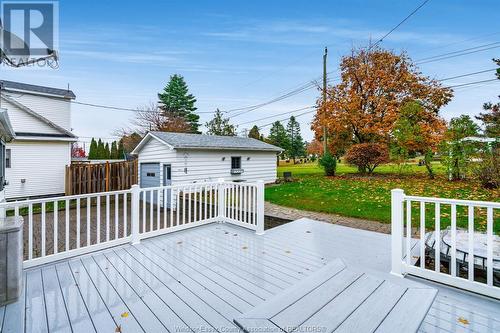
<box><xmin>312</xmin><ymin>47</ymin><xmax>453</xmax><ymax>173</ymax></box>
<box><xmin>306</xmin><ymin>139</ymin><xmax>323</xmax><ymax>156</ymax></box>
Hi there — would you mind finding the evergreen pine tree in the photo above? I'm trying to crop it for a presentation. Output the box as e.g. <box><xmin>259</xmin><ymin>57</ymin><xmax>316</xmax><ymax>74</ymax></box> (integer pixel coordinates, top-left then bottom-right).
<box><xmin>268</xmin><ymin>121</ymin><xmax>289</xmax><ymax>149</ymax></box>
<box><xmin>88</xmin><ymin>138</ymin><xmax>98</xmax><ymax>160</ymax></box>
<box><xmin>268</xmin><ymin>121</ymin><xmax>289</xmax><ymax>163</ymax></box>
<box><xmin>118</xmin><ymin>140</ymin><xmax>125</xmax><ymax>159</ymax></box>
<box><xmin>158</xmin><ymin>74</ymin><xmax>200</xmax><ymax>133</ymax></box>
<box><xmin>110</xmin><ymin>141</ymin><xmax>119</xmax><ymax>159</ymax></box>
<box><xmin>205</xmin><ymin>109</ymin><xmax>237</xmax><ymax>136</ymax></box>
<box><xmin>97</xmin><ymin>139</ymin><xmax>105</xmax><ymax>159</ymax></box>
<box><xmin>286</xmin><ymin>116</ymin><xmax>305</xmax><ymax>163</ymax></box>
<box><xmin>248</xmin><ymin>125</ymin><xmax>261</xmax><ymax>140</ymax></box>
<box><xmin>104</xmin><ymin>143</ymin><xmax>111</xmax><ymax>159</ymax></box>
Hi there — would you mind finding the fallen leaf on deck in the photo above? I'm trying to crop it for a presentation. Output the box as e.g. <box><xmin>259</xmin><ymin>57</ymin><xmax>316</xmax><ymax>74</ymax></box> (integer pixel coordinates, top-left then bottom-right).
<box><xmin>176</xmin><ymin>241</ymin><xmax>183</xmax><ymax>245</ymax></box>
<box><xmin>121</xmin><ymin>312</ymin><xmax>129</xmax><ymax>318</ymax></box>
<box><xmin>457</xmin><ymin>317</ymin><xmax>469</xmax><ymax>325</ymax></box>
<box><xmin>115</xmin><ymin>325</ymin><xmax>122</xmax><ymax>332</ymax></box>
<box><xmin>242</xmin><ymin>246</ymin><xmax>248</xmax><ymax>250</ymax></box>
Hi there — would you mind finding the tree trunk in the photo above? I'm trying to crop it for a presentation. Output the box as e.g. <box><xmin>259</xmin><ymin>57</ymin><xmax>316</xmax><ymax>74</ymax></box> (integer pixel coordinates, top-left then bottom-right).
<box><xmin>424</xmin><ymin>151</ymin><xmax>434</xmax><ymax>179</ymax></box>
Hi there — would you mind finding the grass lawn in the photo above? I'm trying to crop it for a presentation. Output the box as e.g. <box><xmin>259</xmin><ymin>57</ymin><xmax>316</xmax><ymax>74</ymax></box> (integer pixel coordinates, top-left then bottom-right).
<box><xmin>267</xmin><ymin>162</ymin><xmax>500</xmax><ymax>233</ymax></box>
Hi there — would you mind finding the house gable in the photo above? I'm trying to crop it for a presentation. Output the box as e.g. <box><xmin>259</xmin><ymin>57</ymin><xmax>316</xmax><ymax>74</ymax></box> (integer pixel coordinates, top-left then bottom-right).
<box><xmin>1</xmin><ymin>95</ymin><xmax>76</xmax><ymax>138</ymax></box>
<box><xmin>132</xmin><ymin>133</ymin><xmax>175</xmax><ymax>155</ymax></box>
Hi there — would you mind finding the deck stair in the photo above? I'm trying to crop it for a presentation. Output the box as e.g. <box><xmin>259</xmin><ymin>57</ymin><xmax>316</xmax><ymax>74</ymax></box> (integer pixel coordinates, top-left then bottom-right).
<box><xmin>234</xmin><ymin>258</ymin><xmax>437</xmax><ymax>333</ymax></box>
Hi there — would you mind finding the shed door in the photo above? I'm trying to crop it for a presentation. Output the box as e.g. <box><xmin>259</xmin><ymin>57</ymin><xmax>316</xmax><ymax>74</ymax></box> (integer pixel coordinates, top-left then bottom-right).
<box><xmin>140</xmin><ymin>163</ymin><xmax>160</xmax><ymax>203</ymax></box>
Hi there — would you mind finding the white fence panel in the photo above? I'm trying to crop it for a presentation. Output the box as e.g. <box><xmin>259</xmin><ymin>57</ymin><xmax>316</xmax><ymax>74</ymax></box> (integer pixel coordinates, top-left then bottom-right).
<box><xmin>391</xmin><ymin>189</ymin><xmax>500</xmax><ymax>299</ymax></box>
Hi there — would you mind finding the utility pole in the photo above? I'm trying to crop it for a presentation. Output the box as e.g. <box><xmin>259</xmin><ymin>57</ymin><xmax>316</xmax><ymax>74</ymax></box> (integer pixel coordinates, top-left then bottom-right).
<box><xmin>322</xmin><ymin>46</ymin><xmax>328</xmax><ymax>154</ymax></box>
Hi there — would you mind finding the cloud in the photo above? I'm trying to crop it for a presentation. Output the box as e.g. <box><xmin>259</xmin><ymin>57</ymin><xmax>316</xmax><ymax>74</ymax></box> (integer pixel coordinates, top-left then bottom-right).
<box><xmin>201</xmin><ymin>18</ymin><xmax>464</xmax><ymax>47</ymax></box>
<box><xmin>63</xmin><ymin>50</ymin><xmax>178</xmax><ymax>64</ymax></box>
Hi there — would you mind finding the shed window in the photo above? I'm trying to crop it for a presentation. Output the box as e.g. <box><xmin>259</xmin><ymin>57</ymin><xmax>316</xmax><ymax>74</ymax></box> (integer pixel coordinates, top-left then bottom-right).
<box><xmin>146</xmin><ymin>172</ymin><xmax>156</xmax><ymax>177</ymax></box>
<box><xmin>231</xmin><ymin>156</ymin><xmax>241</xmax><ymax>169</ymax></box>
<box><xmin>5</xmin><ymin>149</ymin><xmax>11</xmax><ymax>168</ymax></box>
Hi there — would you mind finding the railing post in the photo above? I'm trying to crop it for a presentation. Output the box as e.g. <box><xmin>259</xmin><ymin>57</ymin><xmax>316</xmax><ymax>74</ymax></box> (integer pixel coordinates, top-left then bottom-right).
<box><xmin>256</xmin><ymin>180</ymin><xmax>265</xmax><ymax>235</ymax></box>
<box><xmin>130</xmin><ymin>185</ymin><xmax>140</xmax><ymax>245</ymax></box>
<box><xmin>217</xmin><ymin>178</ymin><xmax>225</xmax><ymax>222</ymax></box>
<box><xmin>391</xmin><ymin>189</ymin><xmax>405</xmax><ymax>277</ymax></box>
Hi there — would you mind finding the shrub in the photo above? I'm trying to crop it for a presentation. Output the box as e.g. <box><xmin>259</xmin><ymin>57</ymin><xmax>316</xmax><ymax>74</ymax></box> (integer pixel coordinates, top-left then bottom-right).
<box><xmin>318</xmin><ymin>151</ymin><xmax>337</xmax><ymax>176</ymax></box>
<box><xmin>472</xmin><ymin>150</ymin><xmax>499</xmax><ymax>189</ymax></box>
<box><xmin>345</xmin><ymin>143</ymin><xmax>390</xmax><ymax>174</ymax></box>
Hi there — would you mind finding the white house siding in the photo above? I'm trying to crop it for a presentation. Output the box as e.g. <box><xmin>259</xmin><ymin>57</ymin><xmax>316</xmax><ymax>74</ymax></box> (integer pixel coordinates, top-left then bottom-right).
<box><xmin>136</xmin><ymin>137</ymin><xmax>278</xmax><ymax>188</ymax></box>
<box><xmin>5</xmin><ymin>140</ymin><xmax>71</xmax><ymax>199</ymax></box>
<box><xmin>172</xmin><ymin>149</ymin><xmax>278</xmax><ymax>184</ymax></box>
<box><xmin>8</xmin><ymin>93</ymin><xmax>72</xmax><ymax>131</ymax></box>
<box><xmin>1</xmin><ymin>98</ymin><xmax>61</xmax><ymax>134</ymax></box>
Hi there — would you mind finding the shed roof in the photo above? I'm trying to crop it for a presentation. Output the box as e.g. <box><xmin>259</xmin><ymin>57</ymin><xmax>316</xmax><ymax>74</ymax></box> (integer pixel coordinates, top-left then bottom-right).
<box><xmin>134</xmin><ymin>131</ymin><xmax>283</xmax><ymax>153</ymax></box>
<box><xmin>0</xmin><ymin>80</ymin><xmax>76</xmax><ymax>99</ymax></box>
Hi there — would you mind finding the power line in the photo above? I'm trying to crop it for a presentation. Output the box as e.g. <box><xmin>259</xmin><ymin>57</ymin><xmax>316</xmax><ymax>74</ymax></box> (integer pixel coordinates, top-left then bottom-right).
<box><xmin>226</xmin><ymin>82</ymin><xmax>320</xmax><ymax>118</ymax></box>
<box><xmin>237</xmin><ymin>68</ymin><xmax>496</xmax><ymax>128</ymax></box>
<box><xmin>235</xmin><ymin>105</ymin><xmax>316</xmax><ymax>126</ymax></box>
<box><xmin>70</xmin><ymin>100</ymin><xmax>215</xmax><ymax>114</ymax></box>
<box><xmin>416</xmin><ymin>41</ymin><xmax>500</xmax><ymax>62</ymax></box>
<box><xmin>258</xmin><ymin>108</ymin><xmax>317</xmax><ymax>129</ymax></box>
<box><xmin>446</xmin><ymin>78</ymin><xmax>498</xmax><ymax>88</ymax></box>
<box><xmin>247</xmin><ymin>77</ymin><xmax>499</xmax><ymax>131</ymax></box>
<box><xmin>411</xmin><ymin>31</ymin><xmax>500</xmax><ymax>59</ymax></box>
<box><xmin>438</xmin><ymin>68</ymin><xmax>498</xmax><ymax>81</ymax></box>
<box><xmin>226</xmin><ymin>1</ymin><xmax>430</xmax><ymax>112</ymax></box>
<box><xmin>222</xmin><ymin>42</ymin><xmax>496</xmax><ymax>118</ymax></box>
<box><xmin>370</xmin><ymin>0</ymin><xmax>431</xmax><ymax>49</ymax></box>
<box><xmin>223</xmin><ymin>79</ymin><xmax>319</xmax><ymax>113</ymax></box>
<box><xmin>416</xmin><ymin>43</ymin><xmax>500</xmax><ymax>64</ymax></box>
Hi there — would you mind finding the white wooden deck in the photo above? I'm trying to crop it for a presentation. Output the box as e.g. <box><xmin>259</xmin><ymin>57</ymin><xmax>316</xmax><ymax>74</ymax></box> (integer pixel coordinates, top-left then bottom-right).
<box><xmin>1</xmin><ymin>218</ymin><xmax>499</xmax><ymax>333</ymax></box>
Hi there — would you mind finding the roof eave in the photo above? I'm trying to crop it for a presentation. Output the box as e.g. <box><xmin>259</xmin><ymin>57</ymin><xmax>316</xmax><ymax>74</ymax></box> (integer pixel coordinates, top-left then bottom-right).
<box><xmin>176</xmin><ymin>146</ymin><xmax>283</xmax><ymax>152</ymax></box>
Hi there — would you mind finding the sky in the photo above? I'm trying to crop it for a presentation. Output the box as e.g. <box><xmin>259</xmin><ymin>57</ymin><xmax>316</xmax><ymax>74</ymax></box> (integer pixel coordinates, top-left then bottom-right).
<box><xmin>1</xmin><ymin>0</ymin><xmax>499</xmax><ymax>146</ymax></box>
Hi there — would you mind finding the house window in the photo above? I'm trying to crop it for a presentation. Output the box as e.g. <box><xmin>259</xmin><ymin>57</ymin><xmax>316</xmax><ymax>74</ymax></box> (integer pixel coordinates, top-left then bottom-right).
<box><xmin>5</xmin><ymin>149</ymin><xmax>11</xmax><ymax>168</ymax></box>
<box><xmin>231</xmin><ymin>156</ymin><xmax>241</xmax><ymax>169</ymax></box>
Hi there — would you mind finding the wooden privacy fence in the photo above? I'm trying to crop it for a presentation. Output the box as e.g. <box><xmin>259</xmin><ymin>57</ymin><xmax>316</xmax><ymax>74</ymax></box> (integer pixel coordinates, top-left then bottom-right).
<box><xmin>65</xmin><ymin>160</ymin><xmax>138</xmax><ymax>195</ymax></box>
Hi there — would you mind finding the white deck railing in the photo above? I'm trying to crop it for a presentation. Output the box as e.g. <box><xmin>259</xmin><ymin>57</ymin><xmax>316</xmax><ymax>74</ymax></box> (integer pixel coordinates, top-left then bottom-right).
<box><xmin>391</xmin><ymin>189</ymin><xmax>499</xmax><ymax>299</ymax></box>
<box><xmin>0</xmin><ymin>179</ymin><xmax>265</xmax><ymax>268</ymax></box>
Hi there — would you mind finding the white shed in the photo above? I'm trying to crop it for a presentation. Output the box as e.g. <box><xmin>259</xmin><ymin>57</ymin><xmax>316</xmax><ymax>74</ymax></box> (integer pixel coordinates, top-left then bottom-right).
<box><xmin>132</xmin><ymin>132</ymin><xmax>282</xmax><ymax>189</ymax></box>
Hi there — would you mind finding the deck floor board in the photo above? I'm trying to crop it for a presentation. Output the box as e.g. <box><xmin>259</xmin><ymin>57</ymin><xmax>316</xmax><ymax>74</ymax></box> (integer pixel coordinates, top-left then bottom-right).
<box><xmin>53</xmin><ymin>263</ymin><xmax>96</xmax><ymax>333</ymax></box>
<box><xmin>124</xmin><ymin>245</ymin><xmax>252</xmax><ymax>313</ymax></box>
<box><xmin>40</xmin><ymin>266</ymin><xmax>73</xmax><ymax>333</ymax></box>
<box><xmin>1</xmin><ymin>220</ymin><xmax>499</xmax><ymax>332</ymax></box>
<box><xmin>156</xmin><ymin>230</ymin><xmax>300</xmax><ymax>288</ymax></box>
<box><xmin>143</xmin><ymin>238</ymin><xmax>272</xmax><ymax>302</ymax></box>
